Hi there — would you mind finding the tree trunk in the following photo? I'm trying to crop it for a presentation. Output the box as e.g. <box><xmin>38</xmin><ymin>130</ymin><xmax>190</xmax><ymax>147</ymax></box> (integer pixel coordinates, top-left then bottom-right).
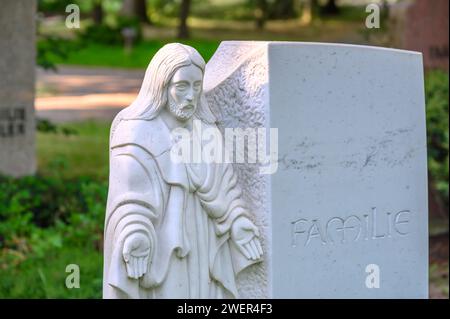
<box><xmin>310</xmin><ymin>0</ymin><xmax>320</xmax><ymax>20</ymax></box>
<box><xmin>321</xmin><ymin>0</ymin><xmax>339</xmax><ymax>15</ymax></box>
<box><xmin>255</xmin><ymin>0</ymin><xmax>267</xmax><ymax>30</ymax></box>
<box><xmin>134</xmin><ymin>0</ymin><xmax>151</xmax><ymax>24</ymax></box>
<box><xmin>178</xmin><ymin>0</ymin><xmax>191</xmax><ymax>39</ymax></box>
<box><xmin>92</xmin><ymin>0</ymin><xmax>103</xmax><ymax>25</ymax></box>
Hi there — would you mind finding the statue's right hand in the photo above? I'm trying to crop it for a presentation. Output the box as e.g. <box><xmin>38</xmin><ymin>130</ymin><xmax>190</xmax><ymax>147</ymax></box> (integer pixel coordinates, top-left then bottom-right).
<box><xmin>122</xmin><ymin>233</ymin><xmax>151</xmax><ymax>279</ymax></box>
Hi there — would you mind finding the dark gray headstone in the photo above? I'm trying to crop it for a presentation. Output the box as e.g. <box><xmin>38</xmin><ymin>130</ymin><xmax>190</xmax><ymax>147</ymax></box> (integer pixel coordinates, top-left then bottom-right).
<box><xmin>0</xmin><ymin>0</ymin><xmax>36</xmax><ymax>176</ymax></box>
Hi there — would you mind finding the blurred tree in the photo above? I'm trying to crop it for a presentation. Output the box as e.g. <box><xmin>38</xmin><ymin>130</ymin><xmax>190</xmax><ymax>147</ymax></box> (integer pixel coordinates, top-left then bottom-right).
<box><xmin>36</xmin><ymin>3</ymin><xmax>75</xmax><ymax>71</ymax></box>
<box><xmin>121</xmin><ymin>0</ymin><xmax>152</xmax><ymax>24</ymax></box>
<box><xmin>38</xmin><ymin>0</ymin><xmax>74</xmax><ymax>15</ymax></box>
<box><xmin>299</xmin><ymin>0</ymin><xmax>320</xmax><ymax>24</ymax></box>
<box><xmin>425</xmin><ymin>71</ymin><xmax>449</xmax><ymax>216</ymax></box>
<box><xmin>255</xmin><ymin>0</ymin><xmax>268</xmax><ymax>29</ymax></box>
<box><xmin>135</xmin><ymin>0</ymin><xmax>151</xmax><ymax>24</ymax></box>
<box><xmin>251</xmin><ymin>0</ymin><xmax>305</xmax><ymax>28</ymax></box>
<box><xmin>92</xmin><ymin>0</ymin><xmax>104</xmax><ymax>25</ymax></box>
<box><xmin>269</xmin><ymin>0</ymin><xmax>297</xmax><ymax>19</ymax></box>
<box><xmin>178</xmin><ymin>0</ymin><xmax>191</xmax><ymax>39</ymax></box>
<box><xmin>320</xmin><ymin>0</ymin><xmax>339</xmax><ymax>15</ymax></box>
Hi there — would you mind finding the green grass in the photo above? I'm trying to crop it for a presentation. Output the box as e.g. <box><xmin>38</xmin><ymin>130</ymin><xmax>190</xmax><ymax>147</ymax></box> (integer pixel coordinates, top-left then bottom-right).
<box><xmin>36</xmin><ymin>121</ymin><xmax>111</xmax><ymax>181</ymax></box>
<box><xmin>50</xmin><ymin>39</ymin><xmax>220</xmax><ymax>69</ymax></box>
<box><xmin>1</xmin><ymin>122</ymin><xmax>109</xmax><ymax>298</ymax></box>
<box><xmin>0</xmin><ymin>247</ymin><xmax>102</xmax><ymax>298</ymax></box>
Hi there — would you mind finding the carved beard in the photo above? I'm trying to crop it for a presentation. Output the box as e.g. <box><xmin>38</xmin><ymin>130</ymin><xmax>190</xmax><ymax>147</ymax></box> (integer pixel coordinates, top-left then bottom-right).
<box><xmin>168</xmin><ymin>99</ymin><xmax>196</xmax><ymax>121</ymax></box>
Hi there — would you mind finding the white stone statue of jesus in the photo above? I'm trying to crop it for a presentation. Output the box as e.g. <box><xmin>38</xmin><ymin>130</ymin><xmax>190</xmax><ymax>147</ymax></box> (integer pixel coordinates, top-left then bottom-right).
<box><xmin>103</xmin><ymin>43</ymin><xmax>263</xmax><ymax>299</ymax></box>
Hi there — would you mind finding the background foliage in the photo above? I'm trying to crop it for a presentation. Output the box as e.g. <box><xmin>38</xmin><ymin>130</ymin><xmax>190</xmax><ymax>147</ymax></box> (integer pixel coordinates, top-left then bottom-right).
<box><xmin>425</xmin><ymin>71</ymin><xmax>449</xmax><ymax>207</ymax></box>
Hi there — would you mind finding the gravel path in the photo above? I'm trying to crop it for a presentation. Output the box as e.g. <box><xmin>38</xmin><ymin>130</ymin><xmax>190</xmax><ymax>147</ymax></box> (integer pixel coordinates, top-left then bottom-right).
<box><xmin>36</xmin><ymin>66</ymin><xmax>144</xmax><ymax>123</ymax></box>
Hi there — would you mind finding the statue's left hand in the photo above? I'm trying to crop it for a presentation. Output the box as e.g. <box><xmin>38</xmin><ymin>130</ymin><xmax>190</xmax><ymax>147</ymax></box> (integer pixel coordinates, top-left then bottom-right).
<box><xmin>231</xmin><ymin>216</ymin><xmax>263</xmax><ymax>261</ymax></box>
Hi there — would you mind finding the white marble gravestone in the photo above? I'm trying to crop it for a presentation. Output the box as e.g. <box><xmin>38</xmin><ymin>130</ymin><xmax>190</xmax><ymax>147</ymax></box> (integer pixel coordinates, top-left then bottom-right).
<box><xmin>204</xmin><ymin>41</ymin><xmax>428</xmax><ymax>298</ymax></box>
<box><xmin>0</xmin><ymin>0</ymin><xmax>36</xmax><ymax>177</ymax></box>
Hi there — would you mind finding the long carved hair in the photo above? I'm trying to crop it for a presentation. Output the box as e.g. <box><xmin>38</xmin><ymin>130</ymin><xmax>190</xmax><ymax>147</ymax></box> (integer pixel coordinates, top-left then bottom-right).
<box><xmin>122</xmin><ymin>43</ymin><xmax>216</xmax><ymax>124</ymax></box>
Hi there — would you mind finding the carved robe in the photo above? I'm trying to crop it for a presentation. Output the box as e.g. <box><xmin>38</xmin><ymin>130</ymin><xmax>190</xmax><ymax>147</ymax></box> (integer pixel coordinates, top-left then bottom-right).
<box><xmin>103</xmin><ymin>115</ymin><xmax>257</xmax><ymax>298</ymax></box>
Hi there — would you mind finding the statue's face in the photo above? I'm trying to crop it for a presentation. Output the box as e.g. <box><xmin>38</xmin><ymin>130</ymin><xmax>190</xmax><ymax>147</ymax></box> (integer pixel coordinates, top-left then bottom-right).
<box><xmin>167</xmin><ymin>64</ymin><xmax>203</xmax><ymax>121</ymax></box>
